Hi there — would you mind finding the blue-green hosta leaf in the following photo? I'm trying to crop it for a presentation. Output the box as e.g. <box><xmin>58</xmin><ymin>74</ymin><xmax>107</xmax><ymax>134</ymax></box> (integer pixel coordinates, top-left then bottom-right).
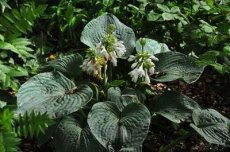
<box><xmin>88</xmin><ymin>102</ymin><xmax>150</xmax><ymax>151</ymax></box>
<box><xmin>107</xmin><ymin>87</ymin><xmax>140</xmax><ymax>111</ymax></box>
<box><xmin>40</xmin><ymin>54</ymin><xmax>83</xmax><ymax>79</ymax></box>
<box><xmin>119</xmin><ymin>146</ymin><xmax>142</xmax><ymax>152</ymax></box>
<box><xmin>107</xmin><ymin>87</ymin><xmax>122</xmax><ymax>102</ymax></box>
<box><xmin>154</xmin><ymin>52</ymin><xmax>204</xmax><ymax>83</ymax></box>
<box><xmin>16</xmin><ymin>72</ymin><xmax>93</xmax><ymax>119</ymax></box>
<box><xmin>122</xmin><ymin>88</ymin><xmax>146</xmax><ymax>103</ymax></box>
<box><xmin>151</xmin><ymin>91</ymin><xmax>201</xmax><ymax>123</ymax></box>
<box><xmin>81</xmin><ymin>13</ymin><xmax>136</xmax><ymax>56</ymax></box>
<box><xmin>190</xmin><ymin>109</ymin><xmax>230</xmax><ymax>146</ymax></box>
<box><xmin>53</xmin><ymin>116</ymin><xmax>106</xmax><ymax>152</ymax></box>
<box><xmin>136</xmin><ymin>38</ymin><xmax>170</xmax><ymax>55</ymax></box>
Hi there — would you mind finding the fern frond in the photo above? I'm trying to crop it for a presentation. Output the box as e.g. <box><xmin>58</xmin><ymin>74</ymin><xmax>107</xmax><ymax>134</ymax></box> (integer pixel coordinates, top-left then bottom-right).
<box><xmin>0</xmin><ymin>108</ymin><xmax>14</xmax><ymax>132</ymax></box>
<box><xmin>0</xmin><ymin>3</ymin><xmax>47</xmax><ymax>36</ymax></box>
<box><xmin>0</xmin><ymin>107</ymin><xmax>20</xmax><ymax>152</ymax></box>
<box><xmin>0</xmin><ymin>34</ymin><xmax>4</xmax><ymax>41</ymax></box>
<box><xmin>0</xmin><ymin>63</ymin><xmax>28</xmax><ymax>90</ymax></box>
<box><xmin>0</xmin><ymin>132</ymin><xmax>20</xmax><ymax>152</ymax></box>
<box><xmin>0</xmin><ymin>37</ymin><xmax>35</xmax><ymax>61</ymax></box>
<box><xmin>13</xmin><ymin>111</ymin><xmax>53</xmax><ymax>138</ymax></box>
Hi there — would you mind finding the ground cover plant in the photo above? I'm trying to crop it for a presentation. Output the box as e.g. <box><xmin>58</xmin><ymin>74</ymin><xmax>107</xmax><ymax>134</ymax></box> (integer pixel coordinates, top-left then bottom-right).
<box><xmin>0</xmin><ymin>1</ymin><xmax>230</xmax><ymax>152</ymax></box>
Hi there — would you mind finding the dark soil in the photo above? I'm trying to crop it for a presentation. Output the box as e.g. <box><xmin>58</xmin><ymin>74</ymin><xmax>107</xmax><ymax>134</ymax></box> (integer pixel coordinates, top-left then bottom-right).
<box><xmin>20</xmin><ymin>68</ymin><xmax>230</xmax><ymax>152</ymax></box>
<box><xmin>143</xmin><ymin>67</ymin><xmax>230</xmax><ymax>152</ymax></box>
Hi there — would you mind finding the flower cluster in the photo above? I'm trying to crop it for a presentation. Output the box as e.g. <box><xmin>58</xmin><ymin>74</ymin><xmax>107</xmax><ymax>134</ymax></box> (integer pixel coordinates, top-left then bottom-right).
<box><xmin>81</xmin><ymin>24</ymin><xmax>126</xmax><ymax>79</ymax></box>
<box><xmin>80</xmin><ymin>49</ymin><xmax>105</xmax><ymax>79</ymax></box>
<box><xmin>128</xmin><ymin>52</ymin><xmax>158</xmax><ymax>84</ymax></box>
<box><xmin>96</xmin><ymin>39</ymin><xmax>126</xmax><ymax>67</ymax></box>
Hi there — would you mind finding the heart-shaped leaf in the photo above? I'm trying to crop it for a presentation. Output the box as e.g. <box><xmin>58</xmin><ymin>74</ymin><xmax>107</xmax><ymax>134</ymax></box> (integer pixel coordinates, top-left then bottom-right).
<box><xmin>107</xmin><ymin>87</ymin><xmax>140</xmax><ymax>111</ymax></box>
<box><xmin>190</xmin><ymin>109</ymin><xmax>230</xmax><ymax>146</ymax></box>
<box><xmin>88</xmin><ymin>102</ymin><xmax>151</xmax><ymax>151</ymax></box>
<box><xmin>119</xmin><ymin>146</ymin><xmax>142</xmax><ymax>152</ymax></box>
<box><xmin>39</xmin><ymin>54</ymin><xmax>83</xmax><ymax>79</ymax></box>
<box><xmin>81</xmin><ymin>13</ymin><xmax>136</xmax><ymax>56</ymax></box>
<box><xmin>151</xmin><ymin>91</ymin><xmax>201</xmax><ymax>123</ymax></box>
<box><xmin>107</xmin><ymin>87</ymin><xmax>122</xmax><ymax>103</ymax></box>
<box><xmin>136</xmin><ymin>38</ymin><xmax>170</xmax><ymax>55</ymax></box>
<box><xmin>154</xmin><ymin>51</ymin><xmax>204</xmax><ymax>83</ymax></box>
<box><xmin>53</xmin><ymin>116</ymin><xmax>106</xmax><ymax>152</ymax></box>
<box><xmin>17</xmin><ymin>72</ymin><xmax>93</xmax><ymax>119</ymax></box>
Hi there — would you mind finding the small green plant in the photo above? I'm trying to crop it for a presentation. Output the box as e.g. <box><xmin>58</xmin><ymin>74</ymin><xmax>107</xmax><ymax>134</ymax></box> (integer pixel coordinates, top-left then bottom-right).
<box><xmin>0</xmin><ymin>102</ymin><xmax>20</xmax><ymax>152</ymax></box>
<box><xmin>0</xmin><ymin>100</ymin><xmax>53</xmax><ymax>152</ymax></box>
<box><xmin>16</xmin><ymin>14</ymin><xmax>230</xmax><ymax>151</ymax></box>
<box><xmin>0</xmin><ymin>2</ymin><xmax>47</xmax><ymax>90</ymax></box>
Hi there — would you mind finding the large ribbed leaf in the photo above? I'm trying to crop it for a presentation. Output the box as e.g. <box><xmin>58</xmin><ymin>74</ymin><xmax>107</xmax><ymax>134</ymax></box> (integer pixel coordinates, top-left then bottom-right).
<box><xmin>107</xmin><ymin>87</ymin><xmax>140</xmax><ymax>111</ymax></box>
<box><xmin>190</xmin><ymin>109</ymin><xmax>230</xmax><ymax>146</ymax></box>
<box><xmin>119</xmin><ymin>146</ymin><xmax>142</xmax><ymax>152</ymax></box>
<box><xmin>154</xmin><ymin>52</ymin><xmax>204</xmax><ymax>83</ymax></box>
<box><xmin>17</xmin><ymin>72</ymin><xmax>93</xmax><ymax>119</ymax></box>
<box><xmin>40</xmin><ymin>54</ymin><xmax>83</xmax><ymax>79</ymax></box>
<box><xmin>151</xmin><ymin>91</ymin><xmax>201</xmax><ymax>123</ymax></box>
<box><xmin>107</xmin><ymin>87</ymin><xmax>122</xmax><ymax>103</ymax></box>
<box><xmin>80</xmin><ymin>13</ymin><xmax>136</xmax><ymax>56</ymax></box>
<box><xmin>53</xmin><ymin>116</ymin><xmax>106</xmax><ymax>152</ymax></box>
<box><xmin>88</xmin><ymin>102</ymin><xmax>150</xmax><ymax>151</ymax></box>
<box><xmin>136</xmin><ymin>38</ymin><xmax>170</xmax><ymax>55</ymax></box>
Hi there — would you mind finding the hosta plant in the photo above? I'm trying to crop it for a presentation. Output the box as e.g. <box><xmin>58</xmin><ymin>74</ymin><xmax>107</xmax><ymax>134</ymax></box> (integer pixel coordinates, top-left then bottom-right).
<box><xmin>16</xmin><ymin>13</ymin><xmax>230</xmax><ymax>151</ymax></box>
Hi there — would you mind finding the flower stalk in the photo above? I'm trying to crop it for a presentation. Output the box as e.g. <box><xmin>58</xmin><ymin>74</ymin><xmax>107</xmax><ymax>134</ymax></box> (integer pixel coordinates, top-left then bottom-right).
<box><xmin>128</xmin><ymin>38</ymin><xmax>159</xmax><ymax>85</ymax></box>
<box><xmin>81</xmin><ymin>24</ymin><xmax>126</xmax><ymax>86</ymax></box>
<box><xmin>103</xmin><ymin>63</ymin><xmax>108</xmax><ymax>86</ymax></box>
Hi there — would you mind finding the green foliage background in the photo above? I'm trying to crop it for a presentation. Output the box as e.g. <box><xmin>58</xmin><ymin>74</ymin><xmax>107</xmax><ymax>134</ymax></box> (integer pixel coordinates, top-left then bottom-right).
<box><xmin>0</xmin><ymin>0</ymin><xmax>229</xmax><ymax>152</ymax></box>
<box><xmin>1</xmin><ymin>0</ymin><xmax>230</xmax><ymax>91</ymax></box>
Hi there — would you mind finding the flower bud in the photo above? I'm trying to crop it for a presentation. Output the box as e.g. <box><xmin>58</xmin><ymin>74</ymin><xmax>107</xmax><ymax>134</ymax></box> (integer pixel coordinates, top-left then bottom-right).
<box><xmin>140</xmin><ymin>38</ymin><xmax>146</xmax><ymax>47</ymax></box>
<box><xmin>108</xmin><ymin>24</ymin><xmax>116</xmax><ymax>34</ymax></box>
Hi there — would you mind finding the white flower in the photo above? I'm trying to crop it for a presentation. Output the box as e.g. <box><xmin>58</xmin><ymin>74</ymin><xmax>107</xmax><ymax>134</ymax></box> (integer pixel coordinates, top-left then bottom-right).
<box><xmin>110</xmin><ymin>51</ymin><xmax>118</xmax><ymax>66</ymax></box>
<box><xmin>128</xmin><ymin>64</ymin><xmax>145</xmax><ymax>83</ymax></box>
<box><xmin>96</xmin><ymin>42</ymin><xmax>109</xmax><ymax>60</ymax></box>
<box><xmin>114</xmin><ymin>40</ymin><xmax>126</xmax><ymax>57</ymax></box>
<box><xmin>109</xmin><ymin>40</ymin><xmax>126</xmax><ymax>66</ymax></box>
<box><xmin>128</xmin><ymin>68</ymin><xmax>139</xmax><ymax>82</ymax></box>
<box><xmin>131</xmin><ymin>62</ymin><xmax>138</xmax><ymax>69</ymax></box>
<box><xmin>101</xmin><ymin>47</ymin><xmax>109</xmax><ymax>60</ymax></box>
<box><xmin>80</xmin><ymin>55</ymin><xmax>104</xmax><ymax>79</ymax></box>
<box><xmin>95</xmin><ymin>40</ymin><xmax>126</xmax><ymax>67</ymax></box>
<box><xmin>144</xmin><ymin>69</ymin><xmax>150</xmax><ymax>84</ymax></box>
<box><xmin>150</xmin><ymin>55</ymin><xmax>159</xmax><ymax>61</ymax></box>
<box><xmin>128</xmin><ymin>55</ymin><xmax>136</xmax><ymax>62</ymax></box>
<box><xmin>149</xmin><ymin>66</ymin><xmax>155</xmax><ymax>75</ymax></box>
<box><xmin>137</xmin><ymin>64</ymin><xmax>145</xmax><ymax>77</ymax></box>
<box><xmin>128</xmin><ymin>52</ymin><xmax>159</xmax><ymax>84</ymax></box>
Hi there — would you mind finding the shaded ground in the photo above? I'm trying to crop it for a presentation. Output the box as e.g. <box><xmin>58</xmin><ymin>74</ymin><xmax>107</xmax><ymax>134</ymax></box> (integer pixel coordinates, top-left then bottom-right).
<box><xmin>20</xmin><ymin>67</ymin><xmax>230</xmax><ymax>152</ymax></box>
<box><xmin>144</xmin><ymin>67</ymin><xmax>230</xmax><ymax>152</ymax></box>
